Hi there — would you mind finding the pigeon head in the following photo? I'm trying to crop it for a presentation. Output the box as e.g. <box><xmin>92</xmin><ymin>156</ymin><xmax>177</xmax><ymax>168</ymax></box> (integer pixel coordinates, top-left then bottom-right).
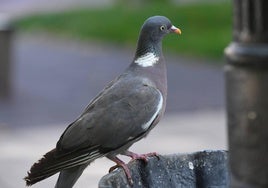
<box><xmin>134</xmin><ymin>16</ymin><xmax>181</xmax><ymax>65</ymax></box>
<box><xmin>141</xmin><ymin>16</ymin><xmax>181</xmax><ymax>41</ymax></box>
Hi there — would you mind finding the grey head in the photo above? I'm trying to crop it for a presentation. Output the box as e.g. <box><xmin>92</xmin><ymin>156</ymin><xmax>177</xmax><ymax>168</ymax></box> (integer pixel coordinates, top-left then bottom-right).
<box><xmin>135</xmin><ymin>15</ymin><xmax>181</xmax><ymax>57</ymax></box>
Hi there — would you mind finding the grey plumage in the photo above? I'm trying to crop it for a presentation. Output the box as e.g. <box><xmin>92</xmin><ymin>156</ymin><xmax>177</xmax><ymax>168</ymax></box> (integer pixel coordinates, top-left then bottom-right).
<box><xmin>25</xmin><ymin>15</ymin><xmax>181</xmax><ymax>187</ymax></box>
<box><xmin>54</xmin><ymin>163</ymin><xmax>89</xmax><ymax>188</ymax></box>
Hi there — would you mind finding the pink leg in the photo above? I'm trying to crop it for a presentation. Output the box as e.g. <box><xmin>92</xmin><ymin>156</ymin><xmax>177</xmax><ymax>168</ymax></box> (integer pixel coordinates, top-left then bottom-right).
<box><xmin>107</xmin><ymin>156</ymin><xmax>134</xmax><ymax>185</ymax></box>
<box><xmin>123</xmin><ymin>151</ymin><xmax>159</xmax><ymax>163</ymax></box>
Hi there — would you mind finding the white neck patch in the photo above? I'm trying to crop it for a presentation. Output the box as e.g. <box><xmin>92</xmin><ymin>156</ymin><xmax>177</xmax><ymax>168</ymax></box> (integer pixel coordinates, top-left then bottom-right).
<box><xmin>134</xmin><ymin>52</ymin><xmax>159</xmax><ymax>67</ymax></box>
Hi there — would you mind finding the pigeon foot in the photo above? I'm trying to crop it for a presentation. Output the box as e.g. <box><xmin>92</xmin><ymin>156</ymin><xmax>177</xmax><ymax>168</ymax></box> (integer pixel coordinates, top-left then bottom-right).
<box><xmin>124</xmin><ymin>151</ymin><xmax>159</xmax><ymax>163</ymax></box>
<box><xmin>108</xmin><ymin>156</ymin><xmax>134</xmax><ymax>185</ymax></box>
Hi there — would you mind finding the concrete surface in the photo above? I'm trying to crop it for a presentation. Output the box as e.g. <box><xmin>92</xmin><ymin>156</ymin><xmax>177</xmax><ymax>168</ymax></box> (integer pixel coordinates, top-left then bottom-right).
<box><xmin>99</xmin><ymin>150</ymin><xmax>229</xmax><ymax>188</ymax></box>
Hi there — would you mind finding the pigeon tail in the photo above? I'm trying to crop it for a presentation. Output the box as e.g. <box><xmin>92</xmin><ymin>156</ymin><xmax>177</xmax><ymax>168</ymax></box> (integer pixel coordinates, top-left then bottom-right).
<box><xmin>25</xmin><ymin>148</ymin><xmax>58</xmax><ymax>186</ymax></box>
<box><xmin>24</xmin><ymin>147</ymin><xmax>102</xmax><ymax>186</ymax></box>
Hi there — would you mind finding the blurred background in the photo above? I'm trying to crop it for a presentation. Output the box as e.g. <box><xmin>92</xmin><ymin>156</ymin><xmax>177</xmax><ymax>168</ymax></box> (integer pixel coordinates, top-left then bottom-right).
<box><xmin>0</xmin><ymin>0</ymin><xmax>230</xmax><ymax>187</ymax></box>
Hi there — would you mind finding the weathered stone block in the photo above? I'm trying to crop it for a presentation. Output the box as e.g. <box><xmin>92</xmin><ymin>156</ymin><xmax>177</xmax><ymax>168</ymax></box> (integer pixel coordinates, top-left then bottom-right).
<box><xmin>99</xmin><ymin>150</ymin><xmax>229</xmax><ymax>188</ymax></box>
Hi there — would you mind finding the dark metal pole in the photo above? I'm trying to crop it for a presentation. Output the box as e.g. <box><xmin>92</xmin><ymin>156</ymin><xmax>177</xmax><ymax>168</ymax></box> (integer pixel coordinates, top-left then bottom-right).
<box><xmin>0</xmin><ymin>15</ymin><xmax>13</xmax><ymax>98</ymax></box>
<box><xmin>225</xmin><ymin>0</ymin><xmax>268</xmax><ymax>187</ymax></box>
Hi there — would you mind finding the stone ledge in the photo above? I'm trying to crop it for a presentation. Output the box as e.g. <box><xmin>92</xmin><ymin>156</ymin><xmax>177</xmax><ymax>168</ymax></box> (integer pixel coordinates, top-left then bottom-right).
<box><xmin>99</xmin><ymin>150</ymin><xmax>229</xmax><ymax>188</ymax></box>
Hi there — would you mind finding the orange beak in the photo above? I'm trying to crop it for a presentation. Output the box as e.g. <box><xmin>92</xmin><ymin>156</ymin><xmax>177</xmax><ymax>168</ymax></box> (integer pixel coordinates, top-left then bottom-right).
<box><xmin>170</xmin><ymin>25</ymin><xmax>182</xmax><ymax>35</ymax></box>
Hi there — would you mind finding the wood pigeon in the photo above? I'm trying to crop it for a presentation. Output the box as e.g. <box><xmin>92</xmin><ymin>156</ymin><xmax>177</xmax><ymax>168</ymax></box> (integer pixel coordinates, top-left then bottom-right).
<box><xmin>25</xmin><ymin>15</ymin><xmax>181</xmax><ymax>187</ymax></box>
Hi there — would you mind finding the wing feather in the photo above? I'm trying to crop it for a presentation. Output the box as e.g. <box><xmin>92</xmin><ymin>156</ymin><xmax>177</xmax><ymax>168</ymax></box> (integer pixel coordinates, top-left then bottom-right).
<box><xmin>58</xmin><ymin>77</ymin><xmax>163</xmax><ymax>152</ymax></box>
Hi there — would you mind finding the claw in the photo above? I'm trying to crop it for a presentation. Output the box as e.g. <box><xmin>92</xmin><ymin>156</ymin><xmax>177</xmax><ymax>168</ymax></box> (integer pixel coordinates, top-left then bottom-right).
<box><xmin>109</xmin><ymin>164</ymin><xmax>119</xmax><ymax>173</ymax></box>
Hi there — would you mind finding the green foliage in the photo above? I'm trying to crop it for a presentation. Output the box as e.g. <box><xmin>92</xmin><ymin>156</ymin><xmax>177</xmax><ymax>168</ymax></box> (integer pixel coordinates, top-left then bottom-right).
<box><xmin>16</xmin><ymin>1</ymin><xmax>232</xmax><ymax>59</ymax></box>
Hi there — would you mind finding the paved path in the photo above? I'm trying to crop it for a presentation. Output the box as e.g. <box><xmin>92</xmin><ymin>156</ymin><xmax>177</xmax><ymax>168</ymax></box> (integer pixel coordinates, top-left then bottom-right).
<box><xmin>0</xmin><ymin>0</ymin><xmax>229</xmax><ymax>20</ymax></box>
<box><xmin>0</xmin><ymin>33</ymin><xmax>226</xmax><ymax>188</ymax></box>
<box><xmin>0</xmin><ymin>0</ymin><xmax>113</xmax><ymax>18</ymax></box>
<box><xmin>1</xmin><ymin>33</ymin><xmax>225</xmax><ymax>128</ymax></box>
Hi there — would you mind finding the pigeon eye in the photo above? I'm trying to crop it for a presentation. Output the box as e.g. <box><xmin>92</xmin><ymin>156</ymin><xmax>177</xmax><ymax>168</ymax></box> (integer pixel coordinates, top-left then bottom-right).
<box><xmin>160</xmin><ymin>25</ymin><xmax>165</xmax><ymax>31</ymax></box>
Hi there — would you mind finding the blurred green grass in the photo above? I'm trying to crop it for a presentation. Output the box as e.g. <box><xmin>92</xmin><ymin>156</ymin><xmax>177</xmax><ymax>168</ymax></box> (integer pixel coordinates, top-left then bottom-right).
<box><xmin>16</xmin><ymin>1</ymin><xmax>232</xmax><ymax>59</ymax></box>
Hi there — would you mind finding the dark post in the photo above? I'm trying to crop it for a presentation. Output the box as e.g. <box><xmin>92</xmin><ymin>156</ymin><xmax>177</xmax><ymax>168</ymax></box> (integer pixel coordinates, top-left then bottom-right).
<box><xmin>225</xmin><ymin>0</ymin><xmax>268</xmax><ymax>187</ymax></box>
<box><xmin>0</xmin><ymin>14</ymin><xmax>13</xmax><ymax>98</ymax></box>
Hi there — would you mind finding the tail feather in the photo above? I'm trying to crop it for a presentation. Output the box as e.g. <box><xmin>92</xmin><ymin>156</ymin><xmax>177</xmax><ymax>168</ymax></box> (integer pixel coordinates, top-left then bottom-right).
<box><xmin>24</xmin><ymin>147</ymin><xmax>104</xmax><ymax>186</ymax></box>
<box><xmin>25</xmin><ymin>148</ymin><xmax>58</xmax><ymax>186</ymax></box>
<box><xmin>55</xmin><ymin>163</ymin><xmax>89</xmax><ymax>188</ymax></box>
